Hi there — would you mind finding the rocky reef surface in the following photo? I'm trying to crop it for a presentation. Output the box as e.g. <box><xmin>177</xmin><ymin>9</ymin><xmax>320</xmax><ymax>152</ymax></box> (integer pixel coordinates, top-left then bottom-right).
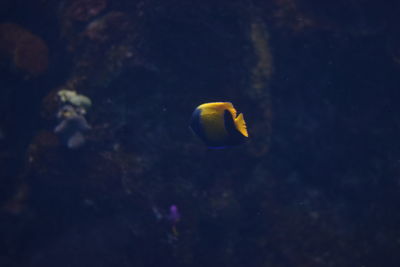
<box><xmin>1</xmin><ymin>0</ymin><xmax>400</xmax><ymax>267</ymax></box>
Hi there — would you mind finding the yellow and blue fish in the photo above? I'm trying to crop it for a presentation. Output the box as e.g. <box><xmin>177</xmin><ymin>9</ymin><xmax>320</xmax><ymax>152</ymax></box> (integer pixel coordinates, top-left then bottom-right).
<box><xmin>190</xmin><ymin>102</ymin><xmax>249</xmax><ymax>148</ymax></box>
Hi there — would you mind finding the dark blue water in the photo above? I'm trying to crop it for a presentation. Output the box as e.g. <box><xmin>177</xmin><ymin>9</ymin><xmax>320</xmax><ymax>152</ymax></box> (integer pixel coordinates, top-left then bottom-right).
<box><xmin>1</xmin><ymin>0</ymin><xmax>400</xmax><ymax>266</ymax></box>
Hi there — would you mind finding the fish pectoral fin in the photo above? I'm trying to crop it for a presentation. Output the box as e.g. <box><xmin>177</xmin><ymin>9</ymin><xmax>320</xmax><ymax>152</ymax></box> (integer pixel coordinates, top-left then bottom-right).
<box><xmin>235</xmin><ymin>113</ymin><xmax>249</xmax><ymax>137</ymax></box>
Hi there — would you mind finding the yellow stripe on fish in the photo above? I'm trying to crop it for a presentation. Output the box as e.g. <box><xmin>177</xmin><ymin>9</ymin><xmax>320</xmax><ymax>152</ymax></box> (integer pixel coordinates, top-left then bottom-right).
<box><xmin>190</xmin><ymin>102</ymin><xmax>248</xmax><ymax>148</ymax></box>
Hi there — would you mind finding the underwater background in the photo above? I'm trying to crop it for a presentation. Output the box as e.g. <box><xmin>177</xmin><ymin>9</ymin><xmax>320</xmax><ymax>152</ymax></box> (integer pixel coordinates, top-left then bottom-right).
<box><xmin>1</xmin><ymin>0</ymin><xmax>400</xmax><ymax>266</ymax></box>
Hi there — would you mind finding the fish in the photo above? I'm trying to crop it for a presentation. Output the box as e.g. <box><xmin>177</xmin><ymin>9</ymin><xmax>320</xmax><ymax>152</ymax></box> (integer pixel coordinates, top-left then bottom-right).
<box><xmin>190</xmin><ymin>102</ymin><xmax>248</xmax><ymax>148</ymax></box>
<box><xmin>168</xmin><ymin>205</ymin><xmax>180</xmax><ymax>237</ymax></box>
<box><xmin>168</xmin><ymin>205</ymin><xmax>180</xmax><ymax>224</ymax></box>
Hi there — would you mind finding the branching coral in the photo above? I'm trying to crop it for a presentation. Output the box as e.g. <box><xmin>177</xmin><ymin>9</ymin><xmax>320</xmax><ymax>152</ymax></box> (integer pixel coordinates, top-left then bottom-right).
<box><xmin>54</xmin><ymin>90</ymin><xmax>92</xmax><ymax>149</ymax></box>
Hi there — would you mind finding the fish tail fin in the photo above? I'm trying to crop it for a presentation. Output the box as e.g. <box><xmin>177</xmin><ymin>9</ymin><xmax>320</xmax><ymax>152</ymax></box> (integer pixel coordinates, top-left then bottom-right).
<box><xmin>235</xmin><ymin>113</ymin><xmax>249</xmax><ymax>137</ymax></box>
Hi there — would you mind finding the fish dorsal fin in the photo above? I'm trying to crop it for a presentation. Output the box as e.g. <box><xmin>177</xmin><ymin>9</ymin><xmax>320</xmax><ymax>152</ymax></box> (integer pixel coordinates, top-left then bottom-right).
<box><xmin>222</xmin><ymin>102</ymin><xmax>236</xmax><ymax>118</ymax></box>
<box><xmin>200</xmin><ymin>102</ymin><xmax>236</xmax><ymax>117</ymax></box>
<box><xmin>234</xmin><ymin>113</ymin><xmax>248</xmax><ymax>137</ymax></box>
